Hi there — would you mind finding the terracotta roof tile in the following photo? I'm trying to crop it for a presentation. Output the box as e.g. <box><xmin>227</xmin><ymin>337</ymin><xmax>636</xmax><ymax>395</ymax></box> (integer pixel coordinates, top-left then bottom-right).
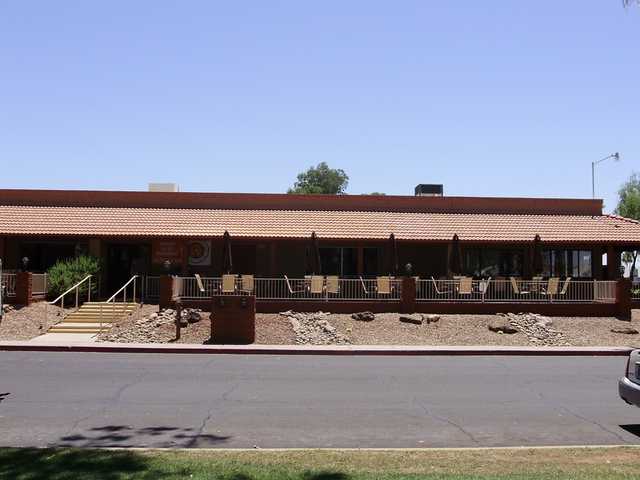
<box><xmin>1</xmin><ymin>205</ymin><xmax>640</xmax><ymax>244</ymax></box>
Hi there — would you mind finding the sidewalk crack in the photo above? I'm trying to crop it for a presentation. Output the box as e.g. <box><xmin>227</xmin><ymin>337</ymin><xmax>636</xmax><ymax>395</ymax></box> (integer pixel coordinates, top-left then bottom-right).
<box><xmin>557</xmin><ymin>405</ymin><xmax>629</xmax><ymax>444</ymax></box>
<box><xmin>415</xmin><ymin>398</ymin><xmax>480</xmax><ymax>446</ymax></box>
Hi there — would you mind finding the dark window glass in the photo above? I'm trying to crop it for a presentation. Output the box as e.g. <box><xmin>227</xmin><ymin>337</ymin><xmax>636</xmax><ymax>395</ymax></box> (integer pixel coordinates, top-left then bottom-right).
<box><xmin>319</xmin><ymin>247</ymin><xmax>359</xmax><ymax>277</ymax></box>
<box><xmin>319</xmin><ymin>248</ymin><xmax>341</xmax><ymax>275</ymax></box>
<box><xmin>363</xmin><ymin>247</ymin><xmax>380</xmax><ymax>276</ymax></box>
<box><xmin>544</xmin><ymin>249</ymin><xmax>592</xmax><ymax>278</ymax></box>
<box><xmin>464</xmin><ymin>249</ymin><xmax>523</xmax><ymax>277</ymax></box>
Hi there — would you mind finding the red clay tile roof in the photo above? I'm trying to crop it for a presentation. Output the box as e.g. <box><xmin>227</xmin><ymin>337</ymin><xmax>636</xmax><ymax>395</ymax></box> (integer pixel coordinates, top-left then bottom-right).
<box><xmin>1</xmin><ymin>205</ymin><xmax>640</xmax><ymax>244</ymax></box>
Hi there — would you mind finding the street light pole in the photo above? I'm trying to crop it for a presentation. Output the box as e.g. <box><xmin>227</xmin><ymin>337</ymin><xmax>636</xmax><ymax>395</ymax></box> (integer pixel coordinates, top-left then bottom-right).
<box><xmin>591</xmin><ymin>152</ymin><xmax>620</xmax><ymax>199</ymax></box>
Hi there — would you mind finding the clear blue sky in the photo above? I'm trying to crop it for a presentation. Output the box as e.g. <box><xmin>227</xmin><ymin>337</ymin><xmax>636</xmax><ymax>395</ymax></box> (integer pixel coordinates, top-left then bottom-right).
<box><xmin>1</xmin><ymin>1</ymin><xmax>638</xmax><ymax>211</ymax></box>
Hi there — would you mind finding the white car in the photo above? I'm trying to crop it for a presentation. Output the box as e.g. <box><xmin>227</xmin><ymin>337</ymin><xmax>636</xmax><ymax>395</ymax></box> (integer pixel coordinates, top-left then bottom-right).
<box><xmin>619</xmin><ymin>350</ymin><xmax>640</xmax><ymax>406</ymax></box>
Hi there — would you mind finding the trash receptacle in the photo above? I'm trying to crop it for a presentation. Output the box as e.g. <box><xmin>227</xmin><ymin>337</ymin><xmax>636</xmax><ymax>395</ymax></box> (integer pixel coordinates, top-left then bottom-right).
<box><xmin>210</xmin><ymin>294</ymin><xmax>255</xmax><ymax>344</ymax></box>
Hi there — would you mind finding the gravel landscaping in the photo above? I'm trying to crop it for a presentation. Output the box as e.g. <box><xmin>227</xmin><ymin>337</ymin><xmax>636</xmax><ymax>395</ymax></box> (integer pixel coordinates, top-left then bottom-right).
<box><xmin>0</xmin><ymin>303</ymin><xmax>68</xmax><ymax>341</ymax></box>
<box><xmin>93</xmin><ymin>305</ymin><xmax>640</xmax><ymax>347</ymax></box>
<box><xmin>2</xmin><ymin>302</ymin><xmax>639</xmax><ymax>347</ymax></box>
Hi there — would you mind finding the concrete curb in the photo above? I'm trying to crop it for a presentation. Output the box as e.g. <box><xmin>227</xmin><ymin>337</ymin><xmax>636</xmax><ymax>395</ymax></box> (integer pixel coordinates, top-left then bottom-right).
<box><xmin>0</xmin><ymin>341</ymin><xmax>633</xmax><ymax>356</ymax></box>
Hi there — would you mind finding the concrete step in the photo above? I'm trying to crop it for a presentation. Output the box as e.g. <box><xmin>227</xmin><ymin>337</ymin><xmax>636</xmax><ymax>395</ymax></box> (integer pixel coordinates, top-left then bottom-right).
<box><xmin>59</xmin><ymin>318</ymin><xmax>117</xmax><ymax>323</ymax></box>
<box><xmin>48</xmin><ymin>328</ymin><xmax>104</xmax><ymax>334</ymax></box>
<box><xmin>67</xmin><ymin>310</ymin><xmax>134</xmax><ymax>316</ymax></box>
<box><xmin>83</xmin><ymin>302</ymin><xmax>138</xmax><ymax>307</ymax></box>
<box><xmin>74</xmin><ymin>307</ymin><xmax>137</xmax><ymax>313</ymax></box>
<box><xmin>47</xmin><ymin>302</ymin><xmax>139</xmax><ymax>334</ymax></box>
<box><xmin>52</xmin><ymin>323</ymin><xmax>111</xmax><ymax>328</ymax></box>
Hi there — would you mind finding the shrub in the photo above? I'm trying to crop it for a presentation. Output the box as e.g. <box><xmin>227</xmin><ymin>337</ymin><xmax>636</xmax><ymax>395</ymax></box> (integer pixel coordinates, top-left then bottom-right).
<box><xmin>47</xmin><ymin>255</ymin><xmax>101</xmax><ymax>299</ymax></box>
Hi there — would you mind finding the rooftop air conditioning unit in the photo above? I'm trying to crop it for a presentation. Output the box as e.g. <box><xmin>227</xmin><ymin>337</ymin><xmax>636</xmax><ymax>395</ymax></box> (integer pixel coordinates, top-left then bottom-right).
<box><xmin>148</xmin><ymin>183</ymin><xmax>180</xmax><ymax>192</ymax></box>
<box><xmin>414</xmin><ymin>184</ymin><xmax>443</xmax><ymax>197</ymax></box>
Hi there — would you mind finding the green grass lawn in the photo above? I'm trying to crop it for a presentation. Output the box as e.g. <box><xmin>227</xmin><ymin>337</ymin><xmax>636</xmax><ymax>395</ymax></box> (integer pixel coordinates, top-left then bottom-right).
<box><xmin>2</xmin><ymin>447</ymin><xmax>640</xmax><ymax>480</ymax></box>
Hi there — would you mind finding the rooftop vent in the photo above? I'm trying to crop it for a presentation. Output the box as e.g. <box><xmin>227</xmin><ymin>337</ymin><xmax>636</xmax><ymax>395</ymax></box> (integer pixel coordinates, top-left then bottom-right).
<box><xmin>148</xmin><ymin>183</ymin><xmax>179</xmax><ymax>193</ymax></box>
<box><xmin>414</xmin><ymin>184</ymin><xmax>443</xmax><ymax>197</ymax></box>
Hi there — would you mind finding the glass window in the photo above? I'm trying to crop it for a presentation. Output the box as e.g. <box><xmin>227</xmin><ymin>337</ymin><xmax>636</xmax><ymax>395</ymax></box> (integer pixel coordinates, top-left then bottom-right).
<box><xmin>579</xmin><ymin>251</ymin><xmax>592</xmax><ymax>277</ymax></box>
<box><xmin>319</xmin><ymin>247</ymin><xmax>359</xmax><ymax>277</ymax></box>
<box><xmin>545</xmin><ymin>249</ymin><xmax>592</xmax><ymax>278</ymax></box>
<box><xmin>464</xmin><ymin>249</ymin><xmax>523</xmax><ymax>277</ymax></box>
<box><xmin>319</xmin><ymin>248</ymin><xmax>341</xmax><ymax>275</ymax></box>
<box><xmin>363</xmin><ymin>247</ymin><xmax>380</xmax><ymax>276</ymax></box>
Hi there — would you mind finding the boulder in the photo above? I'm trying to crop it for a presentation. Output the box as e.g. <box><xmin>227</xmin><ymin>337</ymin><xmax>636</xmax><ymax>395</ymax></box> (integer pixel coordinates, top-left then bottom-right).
<box><xmin>611</xmin><ymin>327</ymin><xmax>639</xmax><ymax>335</ymax></box>
<box><xmin>351</xmin><ymin>311</ymin><xmax>375</xmax><ymax>322</ymax></box>
<box><xmin>488</xmin><ymin>321</ymin><xmax>518</xmax><ymax>334</ymax></box>
<box><xmin>184</xmin><ymin>309</ymin><xmax>202</xmax><ymax>324</ymax></box>
<box><xmin>400</xmin><ymin>314</ymin><xmax>423</xmax><ymax>325</ymax></box>
<box><xmin>424</xmin><ymin>314</ymin><xmax>440</xmax><ymax>324</ymax></box>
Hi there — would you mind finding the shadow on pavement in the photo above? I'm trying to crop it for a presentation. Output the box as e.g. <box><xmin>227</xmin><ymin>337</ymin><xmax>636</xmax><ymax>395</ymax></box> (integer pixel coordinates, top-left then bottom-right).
<box><xmin>620</xmin><ymin>424</ymin><xmax>640</xmax><ymax>438</ymax></box>
<box><xmin>0</xmin><ymin>448</ymin><xmax>171</xmax><ymax>480</ymax></box>
<box><xmin>57</xmin><ymin>424</ymin><xmax>231</xmax><ymax>448</ymax></box>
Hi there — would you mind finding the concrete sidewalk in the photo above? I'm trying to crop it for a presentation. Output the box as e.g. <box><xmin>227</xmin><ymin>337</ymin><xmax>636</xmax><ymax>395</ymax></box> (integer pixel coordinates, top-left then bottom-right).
<box><xmin>28</xmin><ymin>332</ymin><xmax>98</xmax><ymax>344</ymax></box>
<box><xmin>0</xmin><ymin>340</ymin><xmax>632</xmax><ymax>356</ymax></box>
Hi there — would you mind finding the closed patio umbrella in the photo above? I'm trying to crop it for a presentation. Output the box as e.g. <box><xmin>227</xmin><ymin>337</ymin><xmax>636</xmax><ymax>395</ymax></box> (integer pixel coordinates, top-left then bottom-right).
<box><xmin>222</xmin><ymin>230</ymin><xmax>233</xmax><ymax>274</ymax></box>
<box><xmin>532</xmin><ymin>234</ymin><xmax>544</xmax><ymax>276</ymax></box>
<box><xmin>307</xmin><ymin>231</ymin><xmax>322</xmax><ymax>275</ymax></box>
<box><xmin>388</xmin><ymin>233</ymin><xmax>399</xmax><ymax>276</ymax></box>
<box><xmin>449</xmin><ymin>234</ymin><xmax>463</xmax><ymax>276</ymax></box>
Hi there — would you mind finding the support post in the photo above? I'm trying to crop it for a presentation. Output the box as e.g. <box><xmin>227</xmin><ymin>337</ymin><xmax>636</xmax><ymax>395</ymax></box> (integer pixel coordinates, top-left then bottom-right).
<box><xmin>159</xmin><ymin>275</ymin><xmax>175</xmax><ymax>309</ymax></box>
<box><xmin>607</xmin><ymin>246</ymin><xmax>621</xmax><ymax>280</ymax></box>
<box><xmin>616</xmin><ymin>278</ymin><xmax>632</xmax><ymax>321</ymax></box>
<box><xmin>175</xmin><ymin>301</ymin><xmax>182</xmax><ymax>340</ymax></box>
<box><xmin>15</xmin><ymin>271</ymin><xmax>32</xmax><ymax>306</ymax></box>
<box><xmin>401</xmin><ymin>276</ymin><xmax>416</xmax><ymax>314</ymax></box>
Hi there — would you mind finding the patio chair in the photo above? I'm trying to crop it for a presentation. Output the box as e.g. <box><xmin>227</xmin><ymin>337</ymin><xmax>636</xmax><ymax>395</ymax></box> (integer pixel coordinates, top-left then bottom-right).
<box><xmin>309</xmin><ymin>275</ymin><xmax>325</xmax><ymax>295</ymax></box>
<box><xmin>457</xmin><ymin>277</ymin><xmax>473</xmax><ymax>296</ymax></box>
<box><xmin>558</xmin><ymin>277</ymin><xmax>571</xmax><ymax>299</ymax></box>
<box><xmin>430</xmin><ymin>276</ymin><xmax>450</xmax><ymax>296</ymax></box>
<box><xmin>510</xmin><ymin>277</ymin><xmax>530</xmax><ymax>297</ymax></box>
<box><xmin>376</xmin><ymin>276</ymin><xmax>393</xmax><ymax>296</ymax></box>
<box><xmin>221</xmin><ymin>274</ymin><xmax>237</xmax><ymax>294</ymax></box>
<box><xmin>542</xmin><ymin>277</ymin><xmax>560</xmax><ymax>301</ymax></box>
<box><xmin>530</xmin><ymin>276</ymin><xmax>544</xmax><ymax>293</ymax></box>
<box><xmin>326</xmin><ymin>276</ymin><xmax>340</xmax><ymax>295</ymax></box>
<box><xmin>358</xmin><ymin>276</ymin><xmax>370</xmax><ymax>295</ymax></box>
<box><xmin>240</xmin><ymin>274</ymin><xmax>254</xmax><ymax>294</ymax></box>
<box><xmin>477</xmin><ymin>277</ymin><xmax>491</xmax><ymax>295</ymax></box>
<box><xmin>284</xmin><ymin>275</ymin><xmax>305</xmax><ymax>295</ymax></box>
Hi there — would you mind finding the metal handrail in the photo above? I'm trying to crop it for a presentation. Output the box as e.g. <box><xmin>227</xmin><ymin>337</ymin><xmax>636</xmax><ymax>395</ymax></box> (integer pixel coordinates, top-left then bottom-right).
<box><xmin>47</xmin><ymin>274</ymin><xmax>93</xmax><ymax>324</ymax></box>
<box><xmin>106</xmin><ymin>275</ymin><xmax>138</xmax><ymax>303</ymax></box>
<box><xmin>100</xmin><ymin>275</ymin><xmax>139</xmax><ymax>334</ymax></box>
<box><xmin>49</xmin><ymin>275</ymin><xmax>93</xmax><ymax>306</ymax></box>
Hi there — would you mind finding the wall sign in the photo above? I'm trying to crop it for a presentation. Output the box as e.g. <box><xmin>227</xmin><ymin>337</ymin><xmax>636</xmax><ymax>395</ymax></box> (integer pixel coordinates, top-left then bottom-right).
<box><xmin>188</xmin><ymin>240</ymin><xmax>212</xmax><ymax>266</ymax></box>
<box><xmin>152</xmin><ymin>240</ymin><xmax>184</xmax><ymax>264</ymax></box>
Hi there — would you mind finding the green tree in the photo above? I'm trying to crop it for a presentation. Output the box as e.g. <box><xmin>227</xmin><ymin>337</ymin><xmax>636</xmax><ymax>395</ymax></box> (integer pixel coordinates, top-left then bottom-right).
<box><xmin>616</xmin><ymin>172</ymin><xmax>640</xmax><ymax>277</ymax></box>
<box><xmin>287</xmin><ymin>162</ymin><xmax>349</xmax><ymax>194</ymax></box>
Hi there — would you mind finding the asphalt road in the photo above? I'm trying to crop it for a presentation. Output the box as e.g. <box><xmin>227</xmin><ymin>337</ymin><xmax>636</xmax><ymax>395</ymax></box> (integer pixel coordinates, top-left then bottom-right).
<box><xmin>1</xmin><ymin>351</ymin><xmax>640</xmax><ymax>448</ymax></box>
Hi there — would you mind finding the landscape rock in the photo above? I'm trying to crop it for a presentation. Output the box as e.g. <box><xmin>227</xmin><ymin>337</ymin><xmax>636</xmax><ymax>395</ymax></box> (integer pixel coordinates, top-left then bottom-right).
<box><xmin>99</xmin><ymin>307</ymin><xmax>205</xmax><ymax>343</ymax></box>
<box><xmin>279</xmin><ymin>311</ymin><xmax>350</xmax><ymax>345</ymax></box>
<box><xmin>488</xmin><ymin>321</ymin><xmax>518</xmax><ymax>334</ymax></box>
<box><xmin>351</xmin><ymin>311</ymin><xmax>375</xmax><ymax>322</ymax></box>
<box><xmin>182</xmin><ymin>308</ymin><xmax>202</xmax><ymax>324</ymax></box>
<box><xmin>400</xmin><ymin>314</ymin><xmax>423</xmax><ymax>325</ymax></box>
<box><xmin>611</xmin><ymin>327</ymin><xmax>639</xmax><ymax>335</ymax></box>
<box><xmin>502</xmin><ymin>313</ymin><xmax>569</xmax><ymax>346</ymax></box>
<box><xmin>423</xmin><ymin>314</ymin><xmax>440</xmax><ymax>324</ymax></box>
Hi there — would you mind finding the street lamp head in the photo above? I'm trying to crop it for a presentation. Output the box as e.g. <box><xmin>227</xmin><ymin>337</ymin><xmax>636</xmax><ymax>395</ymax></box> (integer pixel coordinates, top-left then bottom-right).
<box><xmin>613</xmin><ymin>152</ymin><xmax>620</xmax><ymax>162</ymax></box>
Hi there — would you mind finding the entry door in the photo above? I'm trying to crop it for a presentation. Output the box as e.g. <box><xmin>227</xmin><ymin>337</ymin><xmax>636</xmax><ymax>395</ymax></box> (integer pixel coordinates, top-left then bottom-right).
<box><xmin>107</xmin><ymin>244</ymin><xmax>150</xmax><ymax>293</ymax></box>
